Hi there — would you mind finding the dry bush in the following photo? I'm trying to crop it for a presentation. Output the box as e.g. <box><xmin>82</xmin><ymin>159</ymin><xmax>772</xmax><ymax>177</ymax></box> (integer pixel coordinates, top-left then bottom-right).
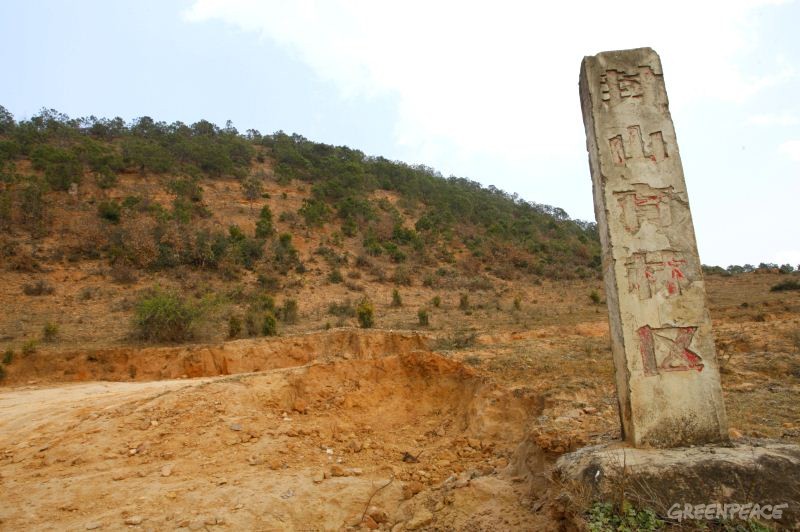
<box><xmin>2</xmin><ymin>239</ymin><xmax>39</xmax><ymax>272</ymax></box>
<box><xmin>392</xmin><ymin>266</ymin><xmax>412</xmax><ymax>286</ymax></box>
<box><xmin>23</xmin><ymin>279</ymin><xmax>54</xmax><ymax>296</ymax></box>
<box><xmin>62</xmin><ymin>212</ymin><xmax>108</xmax><ymax>258</ymax></box>
<box><xmin>119</xmin><ymin>214</ymin><xmax>158</xmax><ymax>267</ymax></box>
<box><xmin>109</xmin><ymin>262</ymin><xmax>138</xmax><ymax>285</ymax></box>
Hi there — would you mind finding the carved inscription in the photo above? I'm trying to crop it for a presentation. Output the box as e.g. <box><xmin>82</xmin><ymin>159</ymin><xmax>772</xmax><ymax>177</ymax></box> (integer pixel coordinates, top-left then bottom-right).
<box><xmin>616</xmin><ymin>186</ymin><xmax>674</xmax><ymax>234</ymax></box>
<box><xmin>608</xmin><ymin>126</ymin><xmax>668</xmax><ymax>166</ymax></box>
<box><xmin>638</xmin><ymin>325</ymin><xmax>704</xmax><ymax>376</ymax></box>
<box><xmin>625</xmin><ymin>251</ymin><xmax>690</xmax><ymax>300</ymax></box>
<box><xmin>600</xmin><ymin>66</ymin><xmax>658</xmax><ymax>103</ymax></box>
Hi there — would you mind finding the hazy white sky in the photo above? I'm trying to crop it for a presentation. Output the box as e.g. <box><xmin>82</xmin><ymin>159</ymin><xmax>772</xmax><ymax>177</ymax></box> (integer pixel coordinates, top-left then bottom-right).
<box><xmin>1</xmin><ymin>1</ymin><xmax>798</xmax><ymax>266</ymax></box>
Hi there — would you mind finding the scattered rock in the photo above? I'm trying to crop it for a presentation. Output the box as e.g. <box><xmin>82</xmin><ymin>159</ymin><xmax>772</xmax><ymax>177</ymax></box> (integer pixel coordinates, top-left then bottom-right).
<box><xmin>401</xmin><ymin>480</ymin><xmax>423</xmax><ymax>499</ymax></box>
<box><xmin>312</xmin><ymin>471</ymin><xmax>325</xmax><ymax>483</ymax></box>
<box><xmin>330</xmin><ymin>464</ymin><xmax>347</xmax><ymax>477</ymax></box>
<box><xmin>248</xmin><ymin>456</ymin><xmax>264</xmax><ymax>466</ymax></box>
<box><xmin>729</xmin><ymin>427</ymin><xmax>743</xmax><ymax>439</ymax></box>
<box><xmin>401</xmin><ymin>451</ymin><xmax>419</xmax><ymax>463</ymax></box>
<box><xmin>85</xmin><ymin>523</ymin><xmax>102</xmax><ymax>530</ymax></box>
<box><xmin>348</xmin><ymin>439</ymin><xmax>363</xmax><ymax>453</ymax></box>
<box><xmin>161</xmin><ymin>464</ymin><xmax>173</xmax><ymax>477</ymax></box>
<box><xmin>292</xmin><ymin>398</ymin><xmax>308</xmax><ymax>414</ymax></box>
<box><xmin>367</xmin><ymin>506</ymin><xmax>388</xmax><ymax>524</ymax></box>
<box><xmin>453</xmin><ymin>472</ymin><xmax>471</xmax><ymax>488</ymax></box>
<box><xmin>583</xmin><ymin>406</ymin><xmax>598</xmax><ymax>415</ymax></box>
<box><xmin>405</xmin><ymin>509</ymin><xmax>433</xmax><ymax>530</ymax></box>
<box><xmin>124</xmin><ymin>515</ymin><xmax>143</xmax><ymax>525</ymax></box>
<box><xmin>362</xmin><ymin>515</ymin><xmax>379</xmax><ymax>529</ymax></box>
<box><xmin>229</xmin><ymin>423</ymin><xmax>243</xmax><ymax>431</ymax></box>
<box><xmin>269</xmin><ymin>458</ymin><xmax>282</xmax><ymax>470</ymax></box>
<box><xmin>467</xmin><ymin>438</ymin><xmax>481</xmax><ymax>450</ymax></box>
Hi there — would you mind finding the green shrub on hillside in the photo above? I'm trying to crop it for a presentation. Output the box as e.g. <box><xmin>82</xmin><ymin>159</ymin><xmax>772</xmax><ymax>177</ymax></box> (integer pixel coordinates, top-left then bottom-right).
<box><xmin>122</xmin><ymin>137</ymin><xmax>173</xmax><ymax>174</ymax></box>
<box><xmin>95</xmin><ymin>167</ymin><xmax>118</xmax><ymax>189</ymax></box>
<box><xmin>299</xmin><ymin>198</ymin><xmax>330</xmax><ymax>227</ymax></box>
<box><xmin>98</xmin><ymin>200</ymin><xmax>121</xmax><ymax>223</ymax></box>
<box><xmin>280</xmin><ymin>299</ymin><xmax>299</xmax><ymax>324</ymax></box>
<box><xmin>42</xmin><ymin>322</ymin><xmax>59</xmax><ymax>342</ymax></box>
<box><xmin>273</xmin><ymin>233</ymin><xmax>300</xmax><ymax>274</ymax></box>
<box><xmin>328</xmin><ymin>268</ymin><xmax>343</xmax><ymax>284</ymax></box>
<box><xmin>30</xmin><ymin>145</ymin><xmax>82</xmax><ymax>191</ymax></box>
<box><xmin>133</xmin><ymin>287</ymin><xmax>205</xmax><ymax>342</ymax></box>
<box><xmin>241</xmin><ymin>175</ymin><xmax>263</xmax><ymax>210</ymax></box>
<box><xmin>391</xmin><ymin>289</ymin><xmax>402</xmax><ymax>307</ymax></box>
<box><xmin>589</xmin><ymin>290</ymin><xmax>601</xmax><ymax>305</ymax></box>
<box><xmin>356</xmin><ymin>298</ymin><xmax>375</xmax><ymax>328</ymax></box>
<box><xmin>168</xmin><ymin>177</ymin><xmax>204</xmax><ymax>202</ymax></box>
<box><xmin>20</xmin><ymin>180</ymin><xmax>48</xmax><ymax>234</ymax></box>
<box><xmin>255</xmin><ymin>205</ymin><xmax>275</xmax><ymax>238</ymax></box>
<box><xmin>21</xmin><ymin>339</ymin><xmax>38</xmax><ymax>355</ymax></box>
<box><xmin>418</xmin><ymin>308</ymin><xmax>429</xmax><ymax>326</ymax></box>
<box><xmin>228</xmin><ymin>314</ymin><xmax>242</xmax><ymax>339</ymax></box>
<box><xmin>261</xmin><ymin>311</ymin><xmax>278</xmax><ymax>336</ymax></box>
<box><xmin>771</xmin><ymin>279</ymin><xmax>800</xmax><ymax>292</ymax></box>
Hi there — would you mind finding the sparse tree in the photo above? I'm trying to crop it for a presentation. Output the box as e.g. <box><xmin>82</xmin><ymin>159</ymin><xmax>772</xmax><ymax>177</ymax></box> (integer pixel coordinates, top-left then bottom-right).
<box><xmin>242</xmin><ymin>175</ymin><xmax>263</xmax><ymax>213</ymax></box>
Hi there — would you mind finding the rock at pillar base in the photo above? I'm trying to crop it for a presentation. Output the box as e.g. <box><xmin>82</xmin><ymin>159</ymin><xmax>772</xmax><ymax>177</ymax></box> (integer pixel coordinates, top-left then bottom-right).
<box><xmin>555</xmin><ymin>440</ymin><xmax>800</xmax><ymax>527</ymax></box>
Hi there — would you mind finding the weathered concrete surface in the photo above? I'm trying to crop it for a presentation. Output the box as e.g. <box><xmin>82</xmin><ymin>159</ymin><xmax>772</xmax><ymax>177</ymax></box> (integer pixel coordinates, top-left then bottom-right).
<box><xmin>579</xmin><ymin>48</ymin><xmax>728</xmax><ymax>447</ymax></box>
<box><xmin>555</xmin><ymin>440</ymin><xmax>800</xmax><ymax>527</ymax></box>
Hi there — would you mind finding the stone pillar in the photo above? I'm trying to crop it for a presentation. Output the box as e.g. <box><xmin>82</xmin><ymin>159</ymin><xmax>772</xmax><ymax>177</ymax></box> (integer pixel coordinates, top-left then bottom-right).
<box><xmin>579</xmin><ymin>48</ymin><xmax>728</xmax><ymax>447</ymax></box>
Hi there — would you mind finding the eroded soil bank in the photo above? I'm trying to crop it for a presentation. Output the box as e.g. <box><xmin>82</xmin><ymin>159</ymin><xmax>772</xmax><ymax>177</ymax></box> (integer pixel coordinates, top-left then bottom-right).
<box><xmin>0</xmin><ymin>338</ymin><xmax>558</xmax><ymax>530</ymax></box>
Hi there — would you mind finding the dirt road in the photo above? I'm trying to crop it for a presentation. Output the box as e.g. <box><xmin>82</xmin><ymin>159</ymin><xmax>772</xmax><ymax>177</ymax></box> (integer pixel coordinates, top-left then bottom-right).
<box><xmin>0</xmin><ymin>348</ymin><xmax>552</xmax><ymax>531</ymax></box>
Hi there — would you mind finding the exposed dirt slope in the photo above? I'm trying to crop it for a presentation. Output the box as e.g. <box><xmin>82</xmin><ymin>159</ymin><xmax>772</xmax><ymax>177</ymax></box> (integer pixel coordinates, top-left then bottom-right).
<box><xmin>3</xmin><ymin>329</ymin><xmax>428</xmax><ymax>384</ymax></box>
<box><xmin>1</xmin><ymin>348</ymin><xmax>552</xmax><ymax>531</ymax></box>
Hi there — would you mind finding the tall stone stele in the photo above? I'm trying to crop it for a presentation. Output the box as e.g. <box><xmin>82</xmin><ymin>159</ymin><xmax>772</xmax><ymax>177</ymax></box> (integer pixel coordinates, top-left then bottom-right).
<box><xmin>579</xmin><ymin>48</ymin><xmax>728</xmax><ymax>447</ymax></box>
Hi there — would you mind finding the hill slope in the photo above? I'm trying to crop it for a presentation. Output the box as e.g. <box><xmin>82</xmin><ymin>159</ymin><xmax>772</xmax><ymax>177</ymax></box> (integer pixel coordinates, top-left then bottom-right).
<box><xmin>0</xmin><ymin>106</ymin><xmax>600</xmax><ymax>351</ymax></box>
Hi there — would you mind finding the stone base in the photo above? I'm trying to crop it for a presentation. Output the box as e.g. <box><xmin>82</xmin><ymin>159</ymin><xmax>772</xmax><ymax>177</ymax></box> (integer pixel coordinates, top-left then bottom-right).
<box><xmin>555</xmin><ymin>439</ymin><xmax>800</xmax><ymax>528</ymax></box>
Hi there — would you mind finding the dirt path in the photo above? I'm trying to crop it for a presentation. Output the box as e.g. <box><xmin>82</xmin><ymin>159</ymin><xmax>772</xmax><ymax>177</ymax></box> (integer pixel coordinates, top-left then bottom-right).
<box><xmin>0</xmin><ymin>379</ymin><xmax>209</xmax><ymax>437</ymax></box>
<box><xmin>0</xmin><ymin>351</ymin><xmax>554</xmax><ymax>531</ymax></box>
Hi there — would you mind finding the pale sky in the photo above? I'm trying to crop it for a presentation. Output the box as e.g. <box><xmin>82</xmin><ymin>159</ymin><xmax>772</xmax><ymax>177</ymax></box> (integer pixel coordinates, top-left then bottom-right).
<box><xmin>1</xmin><ymin>0</ymin><xmax>798</xmax><ymax>267</ymax></box>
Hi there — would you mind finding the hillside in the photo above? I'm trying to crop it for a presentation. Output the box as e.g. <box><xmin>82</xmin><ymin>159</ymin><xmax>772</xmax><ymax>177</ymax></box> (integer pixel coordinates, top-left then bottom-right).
<box><xmin>0</xmin><ymin>106</ymin><xmax>600</xmax><ymax>350</ymax></box>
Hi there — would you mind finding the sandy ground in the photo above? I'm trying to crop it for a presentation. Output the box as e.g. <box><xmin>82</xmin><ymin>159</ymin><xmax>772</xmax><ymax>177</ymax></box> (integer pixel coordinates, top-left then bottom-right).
<box><xmin>1</xmin><ymin>341</ymin><xmax>556</xmax><ymax>531</ymax></box>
